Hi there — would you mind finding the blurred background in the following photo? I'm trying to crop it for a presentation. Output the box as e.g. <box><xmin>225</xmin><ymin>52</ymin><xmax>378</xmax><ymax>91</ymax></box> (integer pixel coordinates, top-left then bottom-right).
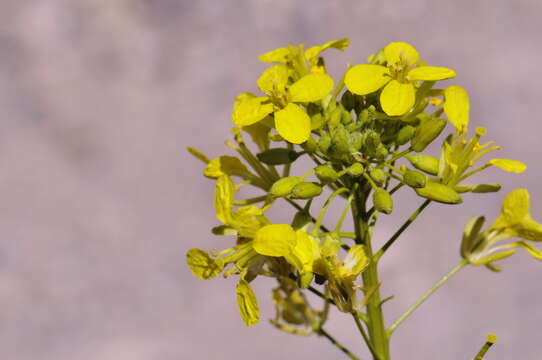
<box><xmin>1</xmin><ymin>0</ymin><xmax>541</xmax><ymax>359</ymax></box>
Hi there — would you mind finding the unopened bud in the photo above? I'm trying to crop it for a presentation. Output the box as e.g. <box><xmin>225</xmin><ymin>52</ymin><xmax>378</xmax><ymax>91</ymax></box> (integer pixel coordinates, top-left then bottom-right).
<box><xmin>405</xmin><ymin>154</ymin><xmax>440</xmax><ymax>175</ymax></box>
<box><xmin>411</xmin><ymin>118</ymin><xmax>447</xmax><ymax>152</ymax></box>
<box><xmin>415</xmin><ymin>182</ymin><xmax>462</xmax><ymax>204</ymax></box>
<box><xmin>291</xmin><ymin>211</ymin><xmax>312</xmax><ymax>229</ymax></box>
<box><xmin>315</xmin><ymin>165</ymin><xmax>339</xmax><ymax>184</ymax></box>
<box><xmin>373</xmin><ymin>188</ymin><xmax>393</xmax><ymax>215</ymax></box>
<box><xmin>403</xmin><ymin>169</ymin><xmax>427</xmax><ymax>188</ymax></box>
<box><xmin>303</xmin><ymin>136</ymin><xmax>318</xmax><ymax>153</ymax></box>
<box><xmin>369</xmin><ymin>168</ymin><xmax>386</xmax><ymax>185</ymax></box>
<box><xmin>270</xmin><ymin>176</ymin><xmax>302</xmax><ymax>197</ymax></box>
<box><xmin>318</xmin><ymin>135</ymin><xmax>332</xmax><ymax>153</ymax></box>
<box><xmin>396</xmin><ymin>125</ymin><xmax>416</xmax><ymax>146</ymax></box>
<box><xmin>347</xmin><ymin>163</ymin><xmax>364</xmax><ymax>177</ymax></box>
<box><xmin>291</xmin><ymin>182</ymin><xmax>323</xmax><ymax>199</ymax></box>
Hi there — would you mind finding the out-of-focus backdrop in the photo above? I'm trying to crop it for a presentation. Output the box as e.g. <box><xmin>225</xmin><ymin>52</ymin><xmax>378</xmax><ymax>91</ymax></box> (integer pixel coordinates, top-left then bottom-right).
<box><xmin>1</xmin><ymin>1</ymin><xmax>541</xmax><ymax>359</ymax></box>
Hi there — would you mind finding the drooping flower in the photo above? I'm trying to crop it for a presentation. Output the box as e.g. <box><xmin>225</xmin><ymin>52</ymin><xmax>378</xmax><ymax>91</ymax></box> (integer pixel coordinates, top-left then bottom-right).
<box><xmin>345</xmin><ymin>41</ymin><xmax>456</xmax><ymax>116</ymax></box>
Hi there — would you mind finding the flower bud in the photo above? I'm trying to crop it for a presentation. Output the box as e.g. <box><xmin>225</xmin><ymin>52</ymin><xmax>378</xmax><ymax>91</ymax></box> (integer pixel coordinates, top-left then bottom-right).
<box><xmin>257</xmin><ymin>148</ymin><xmax>300</xmax><ymax>165</ymax></box>
<box><xmin>315</xmin><ymin>165</ymin><xmax>339</xmax><ymax>184</ymax></box>
<box><xmin>303</xmin><ymin>136</ymin><xmax>318</xmax><ymax>153</ymax></box>
<box><xmin>331</xmin><ymin>126</ymin><xmax>350</xmax><ymax>155</ymax></box>
<box><xmin>403</xmin><ymin>169</ymin><xmax>427</xmax><ymax>188</ymax></box>
<box><xmin>328</xmin><ymin>106</ymin><xmax>343</xmax><ymax>129</ymax></box>
<box><xmin>291</xmin><ymin>211</ymin><xmax>312</xmax><ymax>230</ymax></box>
<box><xmin>405</xmin><ymin>154</ymin><xmax>440</xmax><ymax>175</ymax></box>
<box><xmin>415</xmin><ymin>182</ymin><xmax>462</xmax><ymax>204</ymax></box>
<box><xmin>396</xmin><ymin>125</ymin><xmax>416</xmax><ymax>146</ymax></box>
<box><xmin>291</xmin><ymin>182</ymin><xmax>323</xmax><ymax>199</ymax></box>
<box><xmin>299</xmin><ymin>272</ymin><xmax>314</xmax><ymax>289</ymax></box>
<box><xmin>341</xmin><ymin>108</ymin><xmax>352</xmax><ymax>125</ymax></box>
<box><xmin>347</xmin><ymin>163</ymin><xmax>364</xmax><ymax>177</ymax></box>
<box><xmin>349</xmin><ymin>132</ymin><xmax>363</xmax><ymax>152</ymax></box>
<box><xmin>357</xmin><ymin>108</ymin><xmax>369</xmax><ymax>125</ymax></box>
<box><xmin>373</xmin><ymin>188</ymin><xmax>393</xmax><ymax>214</ymax></box>
<box><xmin>270</xmin><ymin>176</ymin><xmax>303</xmax><ymax>197</ymax></box>
<box><xmin>411</xmin><ymin>118</ymin><xmax>447</xmax><ymax>152</ymax></box>
<box><xmin>318</xmin><ymin>134</ymin><xmax>332</xmax><ymax>153</ymax></box>
<box><xmin>369</xmin><ymin>168</ymin><xmax>386</xmax><ymax>185</ymax></box>
<box><xmin>471</xmin><ymin>183</ymin><xmax>502</xmax><ymax>193</ymax></box>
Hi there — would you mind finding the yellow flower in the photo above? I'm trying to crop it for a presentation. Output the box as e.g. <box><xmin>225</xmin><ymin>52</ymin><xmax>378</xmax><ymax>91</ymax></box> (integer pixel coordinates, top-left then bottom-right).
<box><xmin>345</xmin><ymin>42</ymin><xmax>456</xmax><ymax>116</ymax></box>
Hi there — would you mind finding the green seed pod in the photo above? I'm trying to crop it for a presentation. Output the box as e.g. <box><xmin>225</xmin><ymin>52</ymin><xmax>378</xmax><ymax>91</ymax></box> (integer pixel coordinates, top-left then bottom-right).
<box><xmin>315</xmin><ymin>165</ymin><xmax>339</xmax><ymax>184</ymax></box>
<box><xmin>373</xmin><ymin>188</ymin><xmax>393</xmax><ymax>215</ymax></box>
<box><xmin>411</xmin><ymin>118</ymin><xmax>447</xmax><ymax>152</ymax></box>
<box><xmin>318</xmin><ymin>134</ymin><xmax>332</xmax><ymax>153</ymax></box>
<box><xmin>291</xmin><ymin>182</ymin><xmax>323</xmax><ymax>199</ymax></box>
<box><xmin>270</xmin><ymin>176</ymin><xmax>303</xmax><ymax>197</ymax></box>
<box><xmin>405</xmin><ymin>154</ymin><xmax>440</xmax><ymax>175</ymax></box>
<box><xmin>341</xmin><ymin>90</ymin><xmax>356</xmax><ymax>111</ymax></box>
<box><xmin>396</xmin><ymin>125</ymin><xmax>416</xmax><ymax>146</ymax></box>
<box><xmin>415</xmin><ymin>182</ymin><xmax>462</xmax><ymax>204</ymax></box>
<box><xmin>303</xmin><ymin>136</ymin><xmax>318</xmax><ymax>153</ymax></box>
<box><xmin>403</xmin><ymin>169</ymin><xmax>427</xmax><ymax>188</ymax></box>
<box><xmin>347</xmin><ymin>163</ymin><xmax>364</xmax><ymax>177</ymax></box>
<box><xmin>291</xmin><ymin>211</ymin><xmax>312</xmax><ymax>229</ymax></box>
<box><xmin>472</xmin><ymin>184</ymin><xmax>502</xmax><ymax>193</ymax></box>
<box><xmin>257</xmin><ymin>148</ymin><xmax>300</xmax><ymax>165</ymax></box>
<box><xmin>369</xmin><ymin>168</ymin><xmax>386</xmax><ymax>186</ymax></box>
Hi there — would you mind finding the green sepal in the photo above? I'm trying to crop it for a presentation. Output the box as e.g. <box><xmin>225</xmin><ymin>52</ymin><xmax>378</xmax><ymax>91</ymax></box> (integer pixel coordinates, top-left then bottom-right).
<box><xmin>405</xmin><ymin>154</ymin><xmax>440</xmax><ymax>175</ymax></box>
<box><xmin>411</xmin><ymin>117</ymin><xmax>447</xmax><ymax>152</ymax></box>
<box><xmin>256</xmin><ymin>148</ymin><xmax>301</xmax><ymax>165</ymax></box>
<box><xmin>373</xmin><ymin>188</ymin><xmax>393</xmax><ymax>214</ymax></box>
<box><xmin>291</xmin><ymin>182</ymin><xmax>323</xmax><ymax>199</ymax></box>
<box><xmin>415</xmin><ymin>182</ymin><xmax>462</xmax><ymax>204</ymax></box>
<box><xmin>186</xmin><ymin>248</ymin><xmax>224</xmax><ymax>280</ymax></box>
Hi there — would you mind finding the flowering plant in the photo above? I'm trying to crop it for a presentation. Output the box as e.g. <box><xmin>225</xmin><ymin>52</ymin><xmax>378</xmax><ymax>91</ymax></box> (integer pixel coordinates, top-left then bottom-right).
<box><xmin>186</xmin><ymin>39</ymin><xmax>541</xmax><ymax>360</ymax></box>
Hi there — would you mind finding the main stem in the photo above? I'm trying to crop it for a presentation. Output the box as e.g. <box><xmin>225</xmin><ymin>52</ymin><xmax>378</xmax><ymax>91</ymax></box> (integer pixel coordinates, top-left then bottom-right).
<box><xmin>352</xmin><ymin>188</ymin><xmax>390</xmax><ymax>360</ymax></box>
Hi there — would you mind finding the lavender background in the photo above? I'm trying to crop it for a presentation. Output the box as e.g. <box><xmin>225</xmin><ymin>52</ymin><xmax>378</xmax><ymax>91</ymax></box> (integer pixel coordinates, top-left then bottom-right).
<box><xmin>1</xmin><ymin>1</ymin><xmax>541</xmax><ymax>359</ymax></box>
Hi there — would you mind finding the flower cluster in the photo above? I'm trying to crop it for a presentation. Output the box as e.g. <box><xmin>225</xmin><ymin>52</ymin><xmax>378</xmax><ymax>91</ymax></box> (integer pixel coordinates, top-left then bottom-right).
<box><xmin>186</xmin><ymin>38</ymin><xmax>537</xmax><ymax>352</ymax></box>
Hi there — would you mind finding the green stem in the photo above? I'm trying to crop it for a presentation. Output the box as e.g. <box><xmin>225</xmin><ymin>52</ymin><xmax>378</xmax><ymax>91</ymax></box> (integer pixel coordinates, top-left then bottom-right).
<box><xmin>352</xmin><ymin>189</ymin><xmax>389</xmax><ymax>360</ymax></box>
<box><xmin>313</xmin><ymin>187</ymin><xmax>350</xmax><ymax>235</ymax></box>
<box><xmin>352</xmin><ymin>313</ymin><xmax>379</xmax><ymax>360</ymax></box>
<box><xmin>318</xmin><ymin>328</ymin><xmax>363</xmax><ymax>360</ymax></box>
<box><xmin>388</xmin><ymin>259</ymin><xmax>468</xmax><ymax>335</ymax></box>
<box><xmin>284</xmin><ymin>198</ymin><xmax>332</xmax><ymax>233</ymax></box>
<box><xmin>374</xmin><ymin>199</ymin><xmax>431</xmax><ymax>262</ymax></box>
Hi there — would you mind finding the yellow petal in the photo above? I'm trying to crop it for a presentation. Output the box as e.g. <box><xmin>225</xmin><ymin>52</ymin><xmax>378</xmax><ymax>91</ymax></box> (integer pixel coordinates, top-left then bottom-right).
<box><xmin>214</xmin><ymin>175</ymin><xmax>234</xmax><ymax>223</ymax></box>
<box><xmin>384</xmin><ymin>42</ymin><xmax>419</xmax><ymax>66</ymax></box>
<box><xmin>514</xmin><ymin>241</ymin><xmax>542</xmax><ymax>259</ymax></box>
<box><xmin>258</xmin><ymin>47</ymin><xmax>290</xmax><ymax>63</ymax></box>
<box><xmin>344</xmin><ymin>64</ymin><xmax>390</xmax><ymax>95</ymax></box>
<box><xmin>501</xmin><ymin>189</ymin><xmax>530</xmax><ymax>224</ymax></box>
<box><xmin>289</xmin><ymin>73</ymin><xmax>334</xmax><ymax>102</ymax></box>
<box><xmin>274</xmin><ymin>103</ymin><xmax>311</xmax><ymax>144</ymax></box>
<box><xmin>236</xmin><ymin>279</ymin><xmax>260</xmax><ymax>326</ymax></box>
<box><xmin>341</xmin><ymin>245</ymin><xmax>369</xmax><ymax>278</ymax></box>
<box><xmin>380</xmin><ymin>80</ymin><xmax>415</xmax><ymax>116</ymax></box>
<box><xmin>253</xmin><ymin>224</ymin><xmax>297</xmax><ymax>257</ymax></box>
<box><xmin>305</xmin><ymin>38</ymin><xmax>350</xmax><ymax>63</ymax></box>
<box><xmin>408</xmin><ymin>66</ymin><xmax>457</xmax><ymax>81</ymax></box>
<box><xmin>186</xmin><ymin>248</ymin><xmax>224</xmax><ymax>279</ymax></box>
<box><xmin>204</xmin><ymin>156</ymin><xmax>252</xmax><ymax>179</ymax></box>
<box><xmin>489</xmin><ymin>159</ymin><xmax>527</xmax><ymax>174</ymax></box>
<box><xmin>257</xmin><ymin>64</ymin><xmax>290</xmax><ymax>95</ymax></box>
<box><xmin>232</xmin><ymin>93</ymin><xmax>274</xmax><ymax>126</ymax></box>
<box><xmin>285</xmin><ymin>230</ymin><xmax>320</xmax><ymax>272</ymax></box>
<box><xmin>443</xmin><ymin>85</ymin><xmax>469</xmax><ymax>132</ymax></box>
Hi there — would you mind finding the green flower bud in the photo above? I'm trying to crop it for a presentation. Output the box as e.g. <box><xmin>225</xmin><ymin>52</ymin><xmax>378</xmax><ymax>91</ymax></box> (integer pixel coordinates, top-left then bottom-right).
<box><xmin>315</xmin><ymin>165</ymin><xmax>339</xmax><ymax>183</ymax></box>
<box><xmin>403</xmin><ymin>169</ymin><xmax>427</xmax><ymax>188</ymax></box>
<box><xmin>396</xmin><ymin>125</ymin><xmax>416</xmax><ymax>146</ymax></box>
<box><xmin>331</xmin><ymin>126</ymin><xmax>350</xmax><ymax>155</ymax></box>
<box><xmin>369</xmin><ymin>168</ymin><xmax>386</xmax><ymax>185</ymax></box>
<box><xmin>341</xmin><ymin>108</ymin><xmax>352</xmax><ymax>125</ymax></box>
<box><xmin>349</xmin><ymin>132</ymin><xmax>363</xmax><ymax>152</ymax></box>
<box><xmin>373</xmin><ymin>188</ymin><xmax>393</xmax><ymax>215</ymax></box>
<box><xmin>415</xmin><ymin>182</ymin><xmax>462</xmax><ymax>204</ymax></box>
<box><xmin>303</xmin><ymin>136</ymin><xmax>318</xmax><ymax>153</ymax></box>
<box><xmin>405</xmin><ymin>154</ymin><xmax>440</xmax><ymax>175</ymax></box>
<box><xmin>318</xmin><ymin>134</ymin><xmax>332</xmax><ymax>153</ymax></box>
<box><xmin>340</xmin><ymin>90</ymin><xmax>356</xmax><ymax>111</ymax></box>
<box><xmin>411</xmin><ymin>118</ymin><xmax>447</xmax><ymax>152</ymax></box>
<box><xmin>310</xmin><ymin>112</ymin><xmax>325</xmax><ymax>130</ymax></box>
<box><xmin>347</xmin><ymin>163</ymin><xmax>364</xmax><ymax>177</ymax></box>
<box><xmin>291</xmin><ymin>182</ymin><xmax>323</xmax><ymax>199</ymax></box>
<box><xmin>257</xmin><ymin>148</ymin><xmax>300</xmax><ymax>165</ymax></box>
<box><xmin>472</xmin><ymin>183</ymin><xmax>502</xmax><ymax>193</ymax></box>
<box><xmin>270</xmin><ymin>176</ymin><xmax>303</xmax><ymax>197</ymax></box>
<box><xmin>375</xmin><ymin>144</ymin><xmax>389</xmax><ymax>160</ymax></box>
<box><xmin>357</xmin><ymin>108</ymin><xmax>369</xmax><ymax>125</ymax></box>
<box><xmin>328</xmin><ymin>106</ymin><xmax>343</xmax><ymax>129</ymax></box>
